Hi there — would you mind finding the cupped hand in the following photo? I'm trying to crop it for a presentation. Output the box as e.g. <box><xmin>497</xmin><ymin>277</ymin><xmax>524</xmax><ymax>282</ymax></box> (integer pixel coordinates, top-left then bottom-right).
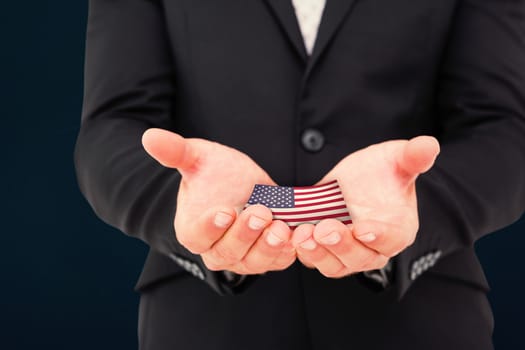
<box><xmin>292</xmin><ymin>136</ymin><xmax>440</xmax><ymax>277</ymax></box>
<box><xmin>142</xmin><ymin>128</ymin><xmax>296</xmax><ymax>275</ymax></box>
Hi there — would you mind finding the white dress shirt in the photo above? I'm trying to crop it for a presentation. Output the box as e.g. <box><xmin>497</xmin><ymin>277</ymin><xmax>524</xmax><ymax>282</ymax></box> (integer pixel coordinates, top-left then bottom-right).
<box><xmin>291</xmin><ymin>0</ymin><xmax>327</xmax><ymax>55</ymax></box>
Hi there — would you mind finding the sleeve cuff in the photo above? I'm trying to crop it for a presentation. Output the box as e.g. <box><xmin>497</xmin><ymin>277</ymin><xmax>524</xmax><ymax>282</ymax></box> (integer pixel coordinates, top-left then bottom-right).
<box><xmin>358</xmin><ymin>259</ymin><xmax>394</xmax><ymax>291</ymax></box>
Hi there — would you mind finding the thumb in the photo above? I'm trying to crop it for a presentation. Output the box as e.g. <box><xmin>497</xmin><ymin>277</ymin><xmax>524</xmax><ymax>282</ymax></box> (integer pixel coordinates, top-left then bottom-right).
<box><xmin>397</xmin><ymin>136</ymin><xmax>440</xmax><ymax>177</ymax></box>
<box><xmin>142</xmin><ymin>128</ymin><xmax>199</xmax><ymax>173</ymax></box>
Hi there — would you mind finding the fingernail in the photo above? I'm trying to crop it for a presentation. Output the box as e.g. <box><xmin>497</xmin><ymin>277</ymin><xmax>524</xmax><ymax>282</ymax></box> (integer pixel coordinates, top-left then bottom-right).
<box><xmin>357</xmin><ymin>232</ymin><xmax>376</xmax><ymax>242</ymax></box>
<box><xmin>319</xmin><ymin>231</ymin><xmax>341</xmax><ymax>245</ymax></box>
<box><xmin>300</xmin><ymin>239</ymin><xmax>317</xmax><ymax>251</ymax></box>
<box><xmin>214</xmin><ymin>212</ymin><xmax>233</xmax><ymax>228</ymax></box>
<box><xmin>266</xmin><ymin>231</ymin><xmax>284</xmax><ymax>246</ymax></box>
<box><xmin>248</xmin><ymin>215</ymin><xmax>267</xmax><ymax>230</ymax></box>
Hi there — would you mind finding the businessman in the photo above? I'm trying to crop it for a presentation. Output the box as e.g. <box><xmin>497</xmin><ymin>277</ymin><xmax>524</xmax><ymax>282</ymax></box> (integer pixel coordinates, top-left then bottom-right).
<box><xmin>75</xmin><ymin>0</ymin><xmax>525</xmax><ymax>349</ymax></box>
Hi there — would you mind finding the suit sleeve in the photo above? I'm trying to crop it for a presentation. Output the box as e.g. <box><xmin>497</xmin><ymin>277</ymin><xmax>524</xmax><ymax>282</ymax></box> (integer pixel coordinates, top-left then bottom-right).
<box><xmin>74</xmin><ymin>0</ymin><xmax>236</xmax><ymax>295</ymax></box>
<box><xmin>394</xmin><ymin>0</ymin><xmax>525</xmax><ymax>298</ymax></box>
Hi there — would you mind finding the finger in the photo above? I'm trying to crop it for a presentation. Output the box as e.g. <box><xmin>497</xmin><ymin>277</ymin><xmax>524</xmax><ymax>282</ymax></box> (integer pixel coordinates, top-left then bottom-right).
<box><xmin>292</xmin><ymin>223</ymin><xmax>347</xmax><ymax>278</ymax></box>
<box><xmin>142</xmin><ymin>128</ymin><xmax>200</xmax><ymax>174</ymax></box>
<box><xmin>204</xmin><ymin>204</ymin><xmax>273</xmax><ymax>267</ymax></box>
<box><xmin>175</xmin><ymin>206</ymin><xmax>237</xmax><ymax>254</ymax></box>
<box><xmin>291</xmin><ymin>224</ymin><xmax>315</xmax><ymax>268</ymax></box>
<box><xmin>352</xmin><ymin>218</ymin><xmax>416</xmax><ymax>258</ymax></box>
<box><xmin>269</xmin><ymin>243</ymin><xmax>296</xmax><ymax>271</ymax></box>
<box><xmin>313</xmin><ymin>219</ymin><xmax>389</xmax><ymax>271</ymax></box>
<box><xmin>241</xmin><ymin>220</ymin><xmax>293</xmax><ymax>273</ymax></box>
<box><xmin>291</xmin><ymin>223</ymin><xmax>315</xmax><ymax>250</ymax></box>
<box><xmin>398</xmin><ymin>136</ymin><xmax>440</xmax><ymax>177</ymax></box>
<box><xmin>297</xmin><ymin>254</ymin><xmax>315</xmax><ymax>269</ymax></box>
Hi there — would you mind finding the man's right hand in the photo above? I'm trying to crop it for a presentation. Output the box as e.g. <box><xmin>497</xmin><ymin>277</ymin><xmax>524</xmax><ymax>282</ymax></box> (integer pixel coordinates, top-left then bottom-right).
<box><xmin>142</xmin><ymin>128</ymin><xmax>296</xmax><ymax>275</ymax></box>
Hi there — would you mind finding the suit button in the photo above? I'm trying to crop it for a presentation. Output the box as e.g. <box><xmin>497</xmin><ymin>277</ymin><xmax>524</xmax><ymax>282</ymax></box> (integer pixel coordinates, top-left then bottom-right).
<box><xmin>301</xmin><ymin>129</ymin><xmax>325</xmax><ymax>152</ymax></box>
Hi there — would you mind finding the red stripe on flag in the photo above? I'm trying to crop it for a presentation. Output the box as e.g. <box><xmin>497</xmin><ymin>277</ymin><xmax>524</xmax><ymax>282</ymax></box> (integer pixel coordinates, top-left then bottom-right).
<box><xmin>279</xmin><ymin>212</ymin><xmax>351</xmax><ymax>223</ymax></box>
<box><xmin>292</xmin><ymin>183</ymin><xmax>339</xmax><ymax>195</ymax></box>
<box><xmin>272</xmin><ymin>204</ymin><xmax>348</xmax><ymax>216</ymax></box>
<box><xmin>294</xmin><ymin>192</ymin><xmax>343</xmax><ymax>202</ymax></box>
<box><xmin>294</xmin><ymin>198</ymin><xmax>345</xmax><ymax>208</ymax></box>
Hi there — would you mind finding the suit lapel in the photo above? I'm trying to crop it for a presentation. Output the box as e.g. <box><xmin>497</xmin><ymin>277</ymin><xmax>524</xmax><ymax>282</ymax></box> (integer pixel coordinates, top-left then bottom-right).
<box><xmin>263</xmin><ymin>0</ymin><xmax>308</xmax><ymax>62</ymax></box>
<box><xmin>306</xmin><ymin>0</ymin><xmax>358</xmax><ymax>74</ymax></box>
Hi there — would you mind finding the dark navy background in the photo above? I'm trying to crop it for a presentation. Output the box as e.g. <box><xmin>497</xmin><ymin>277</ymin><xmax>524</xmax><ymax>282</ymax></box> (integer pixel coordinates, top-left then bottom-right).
<box><xmin>1</xmin><ymin>2</ymin><xmax>523</xmax><ymax>349</ymax></box>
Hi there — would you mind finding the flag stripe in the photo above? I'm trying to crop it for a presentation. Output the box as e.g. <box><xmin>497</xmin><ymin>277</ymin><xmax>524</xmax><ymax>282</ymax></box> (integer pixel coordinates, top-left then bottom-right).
<box><xmin>277</xmin><ymin>211</ymin><xmax>351</xmax><ymax>222</ymax></box>
<box><xmin>293</xmin><ymin>198</ymin><xmax>345</xmax><ymax>208</ymax></box>
<box><xmin>272</xmin><ymin>204</ymin><xmax>348</xmax><ymax>215</ymax></box>
<box><xmin>294</xmin><ymin>196</ymin><xmax>344</xmax><ymax>207</ymax></box>
<box><xmin>294</xmin><ymin>192</ymin><xmax>344</xmax><ymax>203</ymax></box>
<box><xmin>274</xmin><ymin>208</ymin><xmax>350</xmax><ymax>220</ymax></box>
<box><xmin>245</xmin><ymin>180</ymin><xmax>351</xmax><ymax>227</ymax></box>
<box><xmin>294</xmin><ymin>187</ymin><xmax>341</xmax><ymax>199</ymax></box>
<box><xmin>293</xmin><ymin>183</ymin><xmax>339</xmax><ymax>195</ymax></box>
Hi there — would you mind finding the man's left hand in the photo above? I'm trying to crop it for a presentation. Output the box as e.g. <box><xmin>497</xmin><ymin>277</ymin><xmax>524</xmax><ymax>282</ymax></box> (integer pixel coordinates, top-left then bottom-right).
<box><xmin>291</xmin><ymin>136</ymin><xmax>440</xmax><ymax>278</ymax></box>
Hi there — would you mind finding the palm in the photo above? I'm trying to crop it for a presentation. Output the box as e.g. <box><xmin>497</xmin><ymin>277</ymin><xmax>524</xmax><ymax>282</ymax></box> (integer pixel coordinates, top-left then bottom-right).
<box><xmin>316</xmin><ymin>138</ymin><xmax>439</xmax><ymax>230</ymax></box>
<box><xmin>175</xmin><ymin>139</ymin><xmax>276</xmax><ymax>227</ymax></box>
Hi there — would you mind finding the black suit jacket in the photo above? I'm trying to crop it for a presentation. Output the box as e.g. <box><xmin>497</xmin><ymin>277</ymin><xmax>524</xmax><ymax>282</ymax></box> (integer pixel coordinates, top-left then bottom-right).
<box><xmin>75</xmin><ymin>0</ymin><xmax>525</xmax><ymax>348</ymax></box>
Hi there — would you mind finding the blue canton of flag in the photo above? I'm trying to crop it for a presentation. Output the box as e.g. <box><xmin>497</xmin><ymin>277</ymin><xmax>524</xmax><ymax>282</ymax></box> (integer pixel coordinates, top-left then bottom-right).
<box><xmin>247</xmin><ymin>185</ymin><xmax>295</xmax><ymax>208</ymax></box>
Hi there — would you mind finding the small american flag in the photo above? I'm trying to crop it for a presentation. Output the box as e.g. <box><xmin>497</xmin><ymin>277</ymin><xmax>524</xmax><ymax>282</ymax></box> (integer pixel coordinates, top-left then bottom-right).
<box><xmin>245</xmin><ymin>180</ymin><xmax>351</xmax><ymax>228</ymax></box>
